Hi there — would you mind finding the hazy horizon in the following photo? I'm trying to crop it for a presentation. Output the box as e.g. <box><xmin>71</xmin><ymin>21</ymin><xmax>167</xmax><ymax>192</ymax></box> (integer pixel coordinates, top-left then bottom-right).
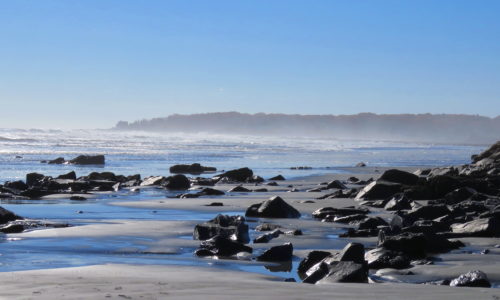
<box><xmin>1</xmin><ymin>0</ymin><xmax>499</xmax><ymax>128</ymax></box>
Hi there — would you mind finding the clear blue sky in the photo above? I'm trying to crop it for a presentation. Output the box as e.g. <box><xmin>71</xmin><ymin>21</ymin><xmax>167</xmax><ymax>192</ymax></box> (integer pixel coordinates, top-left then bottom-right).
<box><xmin>0</xmin><ymin>0</ymin><xmax>499</xmax><ymax>128</ymax></box>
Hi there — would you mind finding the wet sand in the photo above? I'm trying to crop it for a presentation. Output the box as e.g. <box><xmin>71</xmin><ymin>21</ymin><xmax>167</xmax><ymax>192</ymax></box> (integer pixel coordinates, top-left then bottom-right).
<box><xmin>2</xmin><ymin>167</ymin><xmax>500</xmax><ymax>299</ymax></box>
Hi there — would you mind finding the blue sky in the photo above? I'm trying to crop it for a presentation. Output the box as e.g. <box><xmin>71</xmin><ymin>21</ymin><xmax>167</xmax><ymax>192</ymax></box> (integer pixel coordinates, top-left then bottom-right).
<box><xmin>0</xmin><ymin>0</ymin><xmax>499</xmax><ymax>128</ymax></box>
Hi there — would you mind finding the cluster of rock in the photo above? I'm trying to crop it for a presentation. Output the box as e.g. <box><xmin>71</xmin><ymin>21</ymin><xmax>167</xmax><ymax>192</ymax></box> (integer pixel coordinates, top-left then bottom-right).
<box><xmin>0</xmin><ymin>206</ymin><xmax>67</xmax><ymax>233</ymax></box>
<box><xmin>42</xmin><ymin>155</ymin><xmax>105</xmax><ymax>165</ymax></box>
<box><xmin>193</xmin><ymin>196</ymin><xmax>301</xmax><ymax>263</ymax></box>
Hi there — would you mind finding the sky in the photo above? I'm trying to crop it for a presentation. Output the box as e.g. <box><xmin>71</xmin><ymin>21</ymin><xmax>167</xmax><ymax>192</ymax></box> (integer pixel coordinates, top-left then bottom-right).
<box><xmin>0</xmin><ymin>0</ymin><xmax>499</xmax><ymax>129</ymax></box>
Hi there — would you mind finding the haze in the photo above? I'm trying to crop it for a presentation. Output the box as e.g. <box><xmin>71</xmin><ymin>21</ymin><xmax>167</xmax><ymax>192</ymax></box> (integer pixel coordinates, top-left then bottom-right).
<box><xmin>0</xmin><ymin>0</ymin><xmax>499</xmax><ymax>129</ymax></box>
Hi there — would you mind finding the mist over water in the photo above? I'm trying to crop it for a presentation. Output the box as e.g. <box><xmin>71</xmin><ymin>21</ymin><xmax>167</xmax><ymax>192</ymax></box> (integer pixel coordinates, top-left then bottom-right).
<box><xmin>0</xmin><ymin>128</ymin><xmax>485</xmax><ymax>182</ymax></box>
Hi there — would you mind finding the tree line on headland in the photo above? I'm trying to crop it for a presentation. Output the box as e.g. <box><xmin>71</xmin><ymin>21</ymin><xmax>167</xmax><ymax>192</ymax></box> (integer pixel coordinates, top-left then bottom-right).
<box><xmin>113</xmin><ymin>112</ymin><xmax>500</xmax><ymax>145</ymax></box>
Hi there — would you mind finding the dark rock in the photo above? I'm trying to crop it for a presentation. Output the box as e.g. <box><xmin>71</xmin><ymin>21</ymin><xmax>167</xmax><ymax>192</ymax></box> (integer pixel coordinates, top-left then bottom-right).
<box><xmin>253</xmin><ymin>188</ymin><xmax>268</xmax><ymax>192</ymax></box>
<box><xmin>266</xmin><ymin>181</ymin><xmax>279</xmax><ymax>186</ymax></box>
<box><xmin>349</xmin><ymin>176</ymin><xmax>360</xmax><ymax>183</ymax></box>
<box><xmin>380</xmin><ymin>169</ymin><xmax>419</xmax><ymax>185</ymax></box>
<box><xmin>197</xmin><ymin>235</ymin><xmax>253</xmax><ymax>257</ymax></box>
<box><xmin>70</xmin><ymin>196</ymin><xmax>86</xmax><ymax>201</ymax></box>
<box><xmin>253</xmin><ymin>229</ymin><xmax>283</xmax><ymax>243</ymax></box>
<box><xmin>356</xmin><ymin>162</ymin><xmax>366</xmax><ymax>167</ymax></box>
<box><xmin>20</xmin><ymin>188</ymin><xmax>51</xmax><ymax>199</ymax></box>
<box><xmin>194</xmin><ymin>249</ymin><xmax>214</xmax><ymax>257</ymax></box>
<box><xmin>406</xmin><ymin>204</ymin><xmax>451</xmax><ymax>221</ymax></box>
<box><xmin>87</xmin><ymin>172</ymin><xmax>116</xmax><ymax>181</ymax></box>
<box><xmin>57</xmin><ymin>171</ymin><xmax>77</xmax><ymax>180</ymax></box>
<box><xmin>26</xmin><ymin>173</ymin><xmax>45</xmax><ymax>186</ymax></box>
<box><xmin>257</xmin><ymin>243</ymin><xmax>293</xmax><ymax>261</ymax></box>
<box><xmin>380</xmin><ymin>232</ymin><xmax>463</xmax><ymax>259</ymax></box>
<box><xmin>298</xmin><ymin>250</ymin><xmax>332</xmax><ymax>275</ymax></box>
<box><xmin>355</xmin><ymin>181</ymin><xmax>402</xmax><ymax>201</ymax></box>
<box><xmin>338</xmin><ymin>242</ymin><xmax>366</xmax><ymax>264</ymax></box>
<box><xmin>449</xmin><ymin>270</ymin><xmax>491</xmax><ymax>288</ymax></box>
<box><xmin>0</xmin><ymin>206</ymin><xmax>22</xmax><ymax>224</ymax></box>
<box><xmin>170</xmin><ymin>163</ymin><xmax>216</xmax><ymax>174</ymax></box>
<box><xmin>228</xmin><ymin>185</ymin><xmax>251</xmax><ymax>192</ymax></box>
<box><xmin>69</xmin><ymin>155</ymin><xmax>105</xmax><ymax>165</ymax></box>
<box><xmin>312</xmin><ymin>207</ymin><xmax>369</xmax><ymax>219</ymax></box>
<box><xmin>164</xmin><ymin>174</ymin><xmax>190</xmax><ymax>190</ymax></box>
<box><xmin>214</xmin><ymin>167</ymin><xmax>253</xmax><ymax>182</ymax></box>
<box><xmin>472</xmin><ymin>141</ymin><xmax>500</xmax><ymax>163</ymax></box>
<box><xmin>326</xmin><ymin>180</ymin><xmax>347</xmax><ymax>189</ymax></box>
<box><xmin>384</xmin><ymin>193</ymin><xmax>413</xmax><ymax>211</ymax></box>
<box><xmin>248</xmin><ymin>175</ymin><xmax>264</xmax><ymax>183</ymax></box>
<box><xmin>358</xmin><ymin>217</ymin><xmax>388</xmax><ymax>230</ymax></box>
<box><xmin>255</xmin><ymin>223</ymin><xmax>281</xmax><ymax>231</ymax></box>
<box><xmin>191</xmin><ymin>177</ymin><xmax>217</xmax><ymax>186</ymax></box>
<box><xmin>205</xmin><ymin>202</ymin><xmax>223</xmax><ymax>206</ymax></box>
<box><xmin>285</xmin><ymin>229</ymin><xmax>303</xmax><ymax>235</ymax></box>
<box><xmin>427</xmin><ymin>175</ymin><xmax>461</xmax><ymax>198</ymax></box>
<box><xmin>311</xmin><ymin>261</ymin><xmax>368</xmax><ymax>284</ymax></box>
<box><xmin>331</xmin><ymin>214</ymin><xmax>367</xmax><ymax>224</ymax></box>
<box><xmin>450</xmin><ymin>217</ymin><xmax>500</xmax><ymax>237</ymax></box>
<box><xmin>365</xmin><ymin>248</ymin><xmax>411</xmax><ymax>269</ymax></box>
<box><xmin>0</xmin><ymin>223</ymin><xmax>24</xmax><ymax>233</ymax></box>
<box><xmin>4</xmin><ymin>180</ymin><xmax>28</xmax><ymax>191</ymax></box>
<box><xmin>199</xmin><ymin>188</ymin><xmax>225</xmax><ymax>196</ymax></box>
<box><xmin>48</xmin><ymin>157</ymin><xmax>65</xmax><ymax>164</ymax></box>
<box><xmin>245</xmin><ymin>196</ymin><xmax>301</xmax><ymax>218</ymax></box>
<box><xmin>269</xmin><ymin>175</ymin><xmax>285</xmax><ymax>181</ymax></box>
<box><xmin>193</xmin><ymin>214</ymin><xmax>249</xmax><ymax>243</ymax></box>
<box><xmin>444</xmin><ymin>187</ymin><xmax>477</xmax><ymax>205</ymax></box>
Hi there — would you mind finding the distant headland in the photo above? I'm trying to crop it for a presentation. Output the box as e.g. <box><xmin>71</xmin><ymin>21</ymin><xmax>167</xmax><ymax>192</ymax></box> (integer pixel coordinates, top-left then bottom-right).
<box><xmin>113</xmin><ymin>112</ymin><xmax>500</xmax><ymax>145</ymax></box>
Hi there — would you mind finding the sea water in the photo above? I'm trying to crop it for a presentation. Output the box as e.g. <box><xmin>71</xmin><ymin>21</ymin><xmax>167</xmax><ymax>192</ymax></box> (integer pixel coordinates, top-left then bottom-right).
<box><xmin>0</xmin><ymin>128</ymin><xmax>488</xmax><ymax>279</ymax></box>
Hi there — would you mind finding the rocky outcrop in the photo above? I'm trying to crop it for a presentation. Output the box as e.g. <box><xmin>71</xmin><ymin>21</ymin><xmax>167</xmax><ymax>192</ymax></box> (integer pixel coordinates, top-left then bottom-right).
<box><xmin>169</xmin><ymin>163</ymin><xmax>216</xmax><ymax>174</ymax></box>
<box><xmin>213</xmin><ymin>167</ymin><xmax>253</xmax><ymax>182</ymax></box>
<box><xmin>69</xmin><ymin>155</ymin><xmax>105</xmax><ymax>165</ymax></box>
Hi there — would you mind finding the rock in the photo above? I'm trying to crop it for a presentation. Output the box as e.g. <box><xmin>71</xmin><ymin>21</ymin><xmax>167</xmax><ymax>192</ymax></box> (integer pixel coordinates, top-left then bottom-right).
<box><xmin>450</xmin><ymin>217</ymin><xmax>500</xmax><ymax>237</ymax></box>
<box><xmin>257</xmin><ymin>243</ymin><xmax>293</xmax><ymax>261</ymax></box>
<box><xmin>449</xmin><ymin>270</ymin><xmax>491</xmax><ymax>288</ymax></box>
<box><xmin>0</xmin><ymin>223</ymin><xmax>24</xmax><ymax>233</ymax></box>
<box><xmin>87</xmin><ymin>172</ymin><xmax>117</xmax><ymax>181</ymax></box>
<box><xmin>380</xmin><ymin>169</ymin><xmax>419</xmax><ymax>185</ymax></box>
<box><xmin>331</xmin><ymin>214</ymin><xmax>367</xmax><ymax>224</ymax></box>
<box><xmin>245</xmin><ymin>196</ymin><xmax>301</xmax><ymax>218</ymax></box>
<box><xmin>205</xmin><ymin>202</ymin><xmax>223</xmax><ymax>206</ymax></box>
<box><xmin>266</xmin><ymin>181</ymin><xmax>279</xmax><ymax>186</ymax></box>
<box><xmin>269</xmin><ymin>175</ymin><xmax>285</xmax><ymax>181</ymax></box>
<box><xmin>365</xmin><ymin>248</ymin><xmax>411</xmax><ymax>270</ymax></box>
<box><xmin>255</xmin><ymin>223</ymin><xmax>281</xmax><ymax>231</ymax></box>
<box><xmin>358</xmin><ymin>217</ymin><xmax>388</xmax><ymax>230</ymax></box>
<box><xmin>253</xmin><ymin>229</ymin><xmax>283</xmax><ymax>243</ymax></box>
<box><xmin>249</xmin><ymin>175</ymin><xmax>264</xmax><ymax>183</ymax></box>
<box><xmin>384</xmin><ymin>193</ymin><xmax>413</xmax><ymax>211</ymax></box>
<box><xmin>140</xmin><ymin>176</ymin><xmax>166</xmax><ymax>186</ymax></box>
<box><xmin>304</xmin><ymin>259</ymin><xmax>368</xmax><ymax>284</ymax></box>
<box><xmin>193</xmin><ymin>214</ymin><xmax>250</xmax><ymax>243</ymax></box>
<box><xmin>228</xmin><ymin>185</ymin><xmax>251</xmax><ymax>192</ymax></box>
<box><xmin>356</xmin><ymin>162</ymin><xmax>366</xmax><ymax>167</ymax></box>
<box><xmin>191</xmin><ymin>177</ymin><xmax>217</xmax><ymax>186</ymax></box>
<box><xmin>253</xmin><ymin>188</ymin><xmax>268</xmax><ymax>192</ymax></box>
<box><xmin>326</xmin><ymin>180</ymin><xmax>347</xmax><ymax>189</ymax></box>
<box><xmin>214</xmin><ymin>167</ymin><xmax>253</xmax><ymax>182</ymax></box>
<box><xmin>164</xmin><ymin>174</ymin><xmax>191</xmax><ymax>190</ymax></box>
<box><xmin>312</xmin><ymin>207</ymin><xmax>369</xmax><ymax>219</ymax></box>
<box><xmin>298</xmin><ymin>251</ymin><xmax>332</xmax><ymax>275</ymax></box>
<box><xmin>427</xmin><ymin>175</ymin><xmax>461</xmax><ymax>198</ymax></box>
<box><xmin>69</xmin><ymin>155</ymin><xmax>105</xmax><ymax>165</ymax></box>
<box><xmin>444</xmin><ymin>187</ymin><xmax>477</xmax><ymax>205</ymax></box>
<box><xmin>57</xmin><ymin>171</ymin><xmax>77</xmax><ymax>180</ymax></box>
<box><xmin>169</xmin><ymin>163</ymin><xmax>216</xmax><ymax>174</ymax></box>
<box><xmin>197</xmin><ymin>235</ymin><xmax>253</xmax><ymax>257</ymax></box>
<box><xmin>0</xmin><ymin>206</ymin><xmax>22</xmax><ymax>224</ymax></box>
<box><xmin>48</xmin><ymin>157</ymin><xmax>65</xmax><ymax>164</ymax></box>
<box><xmin>380</xmin><ymin>232</ymin><xmax>463</xmax><ymax>259</ymax></box>
<box><xmin>355</xmin><ymin>181</ymin><xmax>402</xmax><ymax>201</ymax></box>
<box><xmin>70</xmin><ymin>196</ymin><xmax>86</xmax><ymax>201</ymax></box>
<box><xmin>406</xmin><ymin>204</ymin><xmax>451</xmax><ymax>221</ymax></box>
<box><xmin>26</xmin><ymin>173</ymin><xmax>45</xmax><ymax>186</ymax></box>
<box><xmin>338</xmin><ymin>242</ymin><xmax>366</xmax><ymax>264</ymax></box>
<box><xmin>199</xmin><ymin>188</ymin><xmax>225</xmax><ymax>196</ymax></box>
<box><xmin>472</xmin><ymin>141</ymin><xmax>500</xmax><ymax>163</ymax></box>
<box><xmin>4</xmin><ymin>180</ymin><xmax>28</xmax><ymax>191</ymax></box>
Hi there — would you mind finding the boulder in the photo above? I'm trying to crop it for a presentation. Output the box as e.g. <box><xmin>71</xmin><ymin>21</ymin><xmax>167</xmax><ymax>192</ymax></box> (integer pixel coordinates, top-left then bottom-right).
<box><xmin>48</xmin><ymin>157</ymin><xmax>65</xmax><ymax>164</ymax></box>
<box><xmin>298</xmin><ymin>251</ymin><xmax>332</xmax><ymax>275</ymax></box>
<box><xmin>450</xmin><ymin>270</ymin><xmax>491</xmax><ymax>288</ymax></box>
<box><xmin>365</xmin><ymin>248</ymin><xmax>411</xmax><ymax>270</ymax></box>
<box><xmin>380</xmin><ymin>232</ymin><xmax>463</xmax><ymax>259</ymax></box>
<box><xmin>337</xmin><ymin>242</ymin><xmax>366</xmax><ymax>264</ymax></box>
<box><xmin>4</xmin><ymin>181</ymin><xmax>28</xmax><ymax>191</ymax></box>
<box><xmin>257</xmin><ymin>243</ymin><xmax>293</xmax><ymax>261</ymax></box>
<box><xmin>427</xmin><ymin>175</ymin><xmax>461</xmax><ymax>198</ymax></box>
<box><xmin>197</xmin><ymin>235</ymin><xmax>252</xmax><ymax>257</ymax></box>
<box><xmin>214</xmin><ymin>167</ymin><xmax>253</xmax><ymax>182</ymax></box>
<box><xmin>169</xmin><ymin>163</ymin><xmax>216</xmax><ymax>174</ymax></box>
<box><xmin>69</xmin><ymin>155</ymin><xmax>105</xmax><ymax>165</ymax></box>
<box><xmin>406</xmin><ymin>204</ymin><xmax>451</xmax><ymax>221</ymax></box>
<box><xmin>26</xmin><ymin>173</ymin><xmax>45</xmax><ymax>186</ymax></box>
<box><xmin>228</xmin><ymin>185</ymin><xmax>252</xmax><ymax>192</ymax></box>
<box><xmin>193</xmin><ymin>214</ymin><xmax>249</xmax><ymax>243</ymax></box>
<box><xmin>245</xmin><ymin>196</ymin><xmax>301</xmax><ymax>218</ymax></box>
<box><xmin>450</xmin><ymin>218</ymin><xmax>500</xmax><ymax>237</ymax></box>
<box><xmin>355</xmin><ymin>181</ymin><xmax>402</xmax><ymax>201</ymax></box>
<box><xmin>317</xmin><ymin>261</ymin><xmax>368</xmax><ymax>284</ymax></box>
<box><xmin>326</xmin><ymin>180</ymin><xmax>347</xmax><ymax>189</ymax></box>
<box><xmin>380</xmin><ymin>169</ymin><xmax>419</xmax><ymax>185</ymax></box>
<box><xmin>57</xmin><ymin>171</ymin><xmax>77</xmax><ymax>180</ymax></box>
<box><xmin>269</xmin><ymin>175</ymin><xmax>285</xmax><ymax>181</ymax></box>
<box><xmin>0</xmin><ymin>206</ymin><xmax>22</xmax><ymax>224</ymax></box>
<box><xmin>164</xmin><ymin>174</ymin><xmax>190</xmax><ymax>190</ymax></box>
<box><xmin>444</xmin><ymin>187</ymin><xmax>477</xmax><ymax>205</ymax></box>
